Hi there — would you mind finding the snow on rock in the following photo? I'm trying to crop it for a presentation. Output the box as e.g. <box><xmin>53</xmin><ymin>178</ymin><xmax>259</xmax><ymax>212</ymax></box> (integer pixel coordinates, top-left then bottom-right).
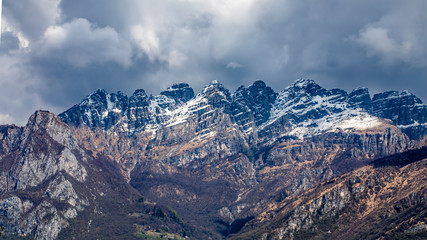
<box><xmin>59</xmin><ymin>78</ymin><xmax>427</xmax><ymax>140</ymax></box>
<box><xmin>287</xmin><ymin>110</ymin><xmax>384</xmax><ymax>140</ymax></box>
<box><xmin>259</xmin><ymin>79</ymin><xmax>391</xmax><ymax>140</ymax></box>
<box><xmin>263</xmin><ymin>79</ymin><xmax>348</xmax><ymax>128</ymax></box>
<box><xmin>146</xmin><ymin>93</ymin><xmax>210</xmax><ymax>129</ymax></box>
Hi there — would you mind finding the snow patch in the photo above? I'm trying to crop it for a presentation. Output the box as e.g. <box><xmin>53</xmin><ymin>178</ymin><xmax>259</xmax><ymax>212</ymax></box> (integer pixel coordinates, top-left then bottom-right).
<box><xmin>287</xmin><ymin>110</ymin><xmax>383</xmax><ymax>139</ymax></box>
<box><xmin>145</xmin><ymin>94</ymin><xmax>210</xmax><ymax>129</ymax></box>
<box><xmin>106</xmin><ymin>94</ymin><xmax>114</xmax><ymax>110</ymax></box>
<box><xmin>263</xmin><ymin>90</ymin><xmax>347</xmax><ymax>128</ymax></box>
<box><xmin>397</xmin><ymin>121</ymin><xmax>427</xmax><ymax>128</ymax></box>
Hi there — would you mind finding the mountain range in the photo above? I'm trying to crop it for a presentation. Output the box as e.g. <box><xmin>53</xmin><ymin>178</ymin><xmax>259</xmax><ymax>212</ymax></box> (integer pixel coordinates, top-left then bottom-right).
<box><xmin>1</xmin><ymin>79</ymin><xmax>426</xmax><ymax>239</ymax></box>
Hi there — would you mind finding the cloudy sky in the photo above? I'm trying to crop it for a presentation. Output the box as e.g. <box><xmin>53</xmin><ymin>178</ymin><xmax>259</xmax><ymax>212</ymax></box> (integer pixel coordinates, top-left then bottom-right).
<box><xmin>1</xmin><ymin>0</ymin><xmax>427</xmax><ymax>125</ymax></box>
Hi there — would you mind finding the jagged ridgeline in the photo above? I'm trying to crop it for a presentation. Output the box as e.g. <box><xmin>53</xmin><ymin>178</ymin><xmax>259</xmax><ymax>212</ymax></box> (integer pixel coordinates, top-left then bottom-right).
<box><xmin>0</xmin><ymin>79</ymin><xmax>426</xmax><ymax>239</ymax></box>
<box><xmin>59</xmin><ymin>79</ymin><xmax>427</xmax><ymax>140</ymax></box>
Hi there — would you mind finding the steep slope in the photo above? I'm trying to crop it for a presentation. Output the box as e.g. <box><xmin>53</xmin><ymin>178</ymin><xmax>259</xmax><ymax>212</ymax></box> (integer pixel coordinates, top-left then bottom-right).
<box><xmin>0</xmin><ymin>111</ymin><xmax>89</xmax><ymax>239</ymax></box>
<box><xmin>230</xmin><ymin>80</ymin><xmax>277</xmax><ymax>130</ymax></box>
<box><xmin>0</xmin><ymin>125</ymin><xmax>22</xmax><ymax>167</ymax></box>
<box><xmin>230</xmin><ymin>148</ymin><xmax>427</xmax><ymax>240</ymax></box>
<box><xmin>372</xmin><ymin>90</ymin><xmax>427</xmax><ymax>139</ymax></box>
<box><xmin>58</xmin><ymin>89</ymin><xmax>129</xmax><ymax>130</ymax></box>
<box><xmin>0</xmin><ymin>111</ymin><xmax>188</xmax><ymax>239</ymax></box>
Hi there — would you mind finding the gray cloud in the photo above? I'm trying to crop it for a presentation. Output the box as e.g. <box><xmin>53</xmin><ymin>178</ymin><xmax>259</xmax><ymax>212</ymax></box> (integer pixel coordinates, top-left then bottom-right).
<box><xmin>1</xmin><ymin>0</ymin><xmax>427</xmax><ymax>125</ymax></box>
<box><xmin>3</xmin><ymin>0</ymin><xmax>60</xmax><ymax>42</ymax></box>
<box><xmin>36</xmin><ymin>18</ymin><xmax>133</xmax><ymax>68</ymax></box>
<box><xmin>226</xmin><ymin>62</ymin><xmax>245</xmax><ymax>69</ymax></box>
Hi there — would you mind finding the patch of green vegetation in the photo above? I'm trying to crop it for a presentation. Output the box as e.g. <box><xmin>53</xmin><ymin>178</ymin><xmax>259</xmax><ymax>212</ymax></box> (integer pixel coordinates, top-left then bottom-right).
<box><xmin>144</xmin><ymin>201</ymin><xmax>157</xmax><ymax>206</ymax></box>
<box><xmin>135</xmin><ymin>225</ymin><xmax>186</xmax><ymax>240</ymax></box>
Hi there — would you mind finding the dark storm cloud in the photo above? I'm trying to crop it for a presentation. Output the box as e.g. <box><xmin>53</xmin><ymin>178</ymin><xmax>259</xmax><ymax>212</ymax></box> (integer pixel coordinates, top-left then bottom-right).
<box><xmin>1</xmin><ymin>0</ymin><xmax>427</xmax><ymax>125</ymax></box>
<box><xmin>30</xmin><ymin>53</ymin><xmax>167</xmax><ymax>108</ymax></box>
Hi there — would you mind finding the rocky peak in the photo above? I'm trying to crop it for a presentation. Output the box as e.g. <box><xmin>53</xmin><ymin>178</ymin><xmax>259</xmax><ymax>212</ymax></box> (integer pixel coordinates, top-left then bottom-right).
<box><xmin>59</xmin><ymin>89</ymin><xmax>129</xmax><ymax>129</ymax></box>
<box><xmin>291</xmin><ymin>78</ymin><xmax>315</xmax><ymax>86</ymax></box>
<box><xmin>268</xmin><ymin>79</ymin><xmax>346</xmax><ymax>129</ymax></box>
<box><xmin>80</xmin><ymin>89</ymin><xmax>128</xmax><ymax>111</ymax></box>
<box><xmin>129</xmin><ymin>89</ymin><xmax>149</xmax><ymax>107</ymax></box>
<box><xmin>160</xmin><ymin>83</ymin><xmax>195</xmax><ymax>103</ymax></box>
<box><xmin>249</xmin><ymin>79</ymin><xmax>267</xmax><ymax>88</ymax></box>
<box><xmin>109</xmin><ymin>91</ymin><xmax>129</xmax><ymax>111</ymax></box>
<box><xmin>28</xmin><ymin>110</ymin><xmax>58</xmax><ymax>124</ymax></box>
<box><xmin>286</xmin><ymin>78</ymin><xmax>328</xmax><ymax>97</ymax></box>
<box><xmin>2</xmin><ymin>110</ymin><xmax>87</xmax><ymax>193</ymax></box>
<box><xmin>57</xmin><ymin>80</ymin><xmax>427</xmax><ymax>141</ymax></box>
<box><xmin>202</xmin><ymin>80</ymin><xmax>231</xmax><ymax>109</ymax></box>
<box><xmin>77</xmin><ymin>88</ymin><xmax>126</xmax><ymax>111</ymax></box>
<box><xmin>82</xmin><ymin>89</ymin><xmax>107</xmax><ymax>105</ymax></box>
<box><xmin>247</xmin><ymin>80</ymin><xmax>276</xmax><ymax>99</ymax></box>
<box><xmin>202</xmin><ymin>80</ymin><xmax>228</xmax><ymax>95</ymax></box>
<box><xmin>348</xmin><ymin>87</ymin><xmax>372</xmax><ymax>110</ymax></box>
<box><xmin>231</xmin><ymin>80</ymin><xmax>277</xmax><ymax>127</ymax></box>
<box><xmin>21</xmin><ymin>110</ymin><xmax>78</xmax><ymax>151</ymax></box>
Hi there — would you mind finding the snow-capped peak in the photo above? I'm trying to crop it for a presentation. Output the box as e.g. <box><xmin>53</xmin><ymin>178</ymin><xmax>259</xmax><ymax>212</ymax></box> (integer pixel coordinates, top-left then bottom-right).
<box><xmin>289</xmin><ymin>78</ymin><xmax>317</xmax><ymax>88</ymax></box>
<box><xmin>59</xmin><ymin>79</ymin><xmax>427</xmax><ymax>140</ymax></box>
<box><xmin>202</xmin><ymin>80</ymin><xmax>224</xmax><ymax>93</ymax></box>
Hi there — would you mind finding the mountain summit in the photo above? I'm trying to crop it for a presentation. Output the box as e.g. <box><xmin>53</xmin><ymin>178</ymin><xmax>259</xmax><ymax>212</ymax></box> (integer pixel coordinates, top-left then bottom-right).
<box><xmin>59</xmin><ymin>79</ymin><xmax>427</xmax><ymax>140</ymax></box>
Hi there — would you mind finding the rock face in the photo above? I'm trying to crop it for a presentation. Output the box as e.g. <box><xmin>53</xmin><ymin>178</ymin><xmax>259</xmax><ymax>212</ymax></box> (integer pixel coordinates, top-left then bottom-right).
<box><xmin>0</xmin><ymin>111</ymin><xmax>88</xmax><ymax>239</ymax></box>
<box><xmin>372</xmin><ymin>90</ymin><xmax>427</xmax><ymax>139</ymax></box>
<box><xmin>160</xmin><ymin>83</ymin><xmax>195</xmax><ymax>103</ymax></box>
<box><xmin>126</xmin><ymin>89</ymin><xmax>151</xmax><ymax>131</ymax></box>
<box><xmin>231</xmin><ymin>80</ymin><xmax>277</xmax><ymax>130</ymax></box>
<box><xmin>0</xmin><ymin>111</ymin><xmax>188</xmax><ymax>239</ymax></box>
<box><xmin>0</xmin><ymin>125</ymin><xmax>22</xmax><ymax>155</ymax></box>
<box><xmin>348</xmin><ymin>87</ymin><xmax>372</xmax><ymax>110</ymax></box>
<box><xmin>2</xmin><ymin>79</ymin><xmax>427</xmax><ymax>239</ymax></box>
<box><xmin>6</xmin><ymin>111</ymin><xmax>87</xmax><ymax>192</ymax></box>
<box><xmin>58</xmin><ymin>89</ymin><xmax>129</xmax><ymax>129</ymax></box>
<box><xmin>230</xmin><ymin>149</ymin><xmax>427</xmax><ymax>240</ymax></box>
